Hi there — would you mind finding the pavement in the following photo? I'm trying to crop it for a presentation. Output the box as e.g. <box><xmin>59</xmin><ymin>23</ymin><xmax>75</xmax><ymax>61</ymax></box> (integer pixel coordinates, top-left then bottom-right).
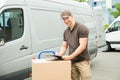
<box><xmin>91</xmin><ymin>49</ymin><xmax>120</xmax><ymax>80</ymax></box>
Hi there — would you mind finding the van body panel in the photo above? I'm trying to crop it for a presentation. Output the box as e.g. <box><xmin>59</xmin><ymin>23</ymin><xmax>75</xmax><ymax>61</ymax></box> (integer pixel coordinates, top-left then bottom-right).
<box><xmin>0</xmin><ymin>0</ymin><xmax>25</xmax><ymax>7</ymax></box>
<box><xmin>93</xmin><ymin>7</ymin><xmax>106</xmax><ymax>48</ymax></box>
<box><xmin>28</xmin><ymin>8</ymin><xmax>64</xmax><ymax>53</ymax></box>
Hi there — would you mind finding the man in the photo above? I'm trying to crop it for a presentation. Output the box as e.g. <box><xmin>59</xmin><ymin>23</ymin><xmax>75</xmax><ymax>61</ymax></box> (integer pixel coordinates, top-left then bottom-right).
<box><xmin>57</xmin><ymin>10</ymin><xmax>91</xmax><ymax>80</ymax></box>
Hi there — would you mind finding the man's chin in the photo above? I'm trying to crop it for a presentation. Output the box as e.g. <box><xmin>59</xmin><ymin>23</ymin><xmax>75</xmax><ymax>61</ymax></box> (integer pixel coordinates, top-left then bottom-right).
<box><xmin>67</xmin><ymin>24</ymin><xmax>71</xmax><ymax>27</ymax></box>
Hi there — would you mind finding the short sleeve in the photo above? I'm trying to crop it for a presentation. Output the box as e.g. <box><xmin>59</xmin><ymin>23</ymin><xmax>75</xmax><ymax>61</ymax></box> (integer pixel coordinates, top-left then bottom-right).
<box><xmin>78</xmin><ymin>24</ymin><xmax>89</xmax><ymax>38</ymax></box>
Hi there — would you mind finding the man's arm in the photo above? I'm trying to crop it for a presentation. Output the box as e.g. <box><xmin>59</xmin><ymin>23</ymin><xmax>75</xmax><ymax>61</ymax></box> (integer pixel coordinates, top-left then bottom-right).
<box><xmin>57</xmin><ymin>41</ymin><xmax>68</xmax><ymax>56</ymax></box>
<box><xmin>62</xmin><ymin>37</ymin><xmax>88</xmax><ymax>60</ymax></box>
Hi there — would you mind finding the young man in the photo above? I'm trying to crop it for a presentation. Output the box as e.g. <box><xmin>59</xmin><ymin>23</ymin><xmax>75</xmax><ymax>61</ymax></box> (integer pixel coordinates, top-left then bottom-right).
<box><xmin>58</xmin><ymin>10</ymin><xmax>92</xmax><ymax>80</ymax></box>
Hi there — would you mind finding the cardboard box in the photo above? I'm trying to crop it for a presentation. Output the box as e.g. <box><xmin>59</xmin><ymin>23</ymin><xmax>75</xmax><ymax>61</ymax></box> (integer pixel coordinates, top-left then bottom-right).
<box><xmin>32</xmin><ymin>59</ymin><xmax>71</xmax><ymax>80</ymax></box>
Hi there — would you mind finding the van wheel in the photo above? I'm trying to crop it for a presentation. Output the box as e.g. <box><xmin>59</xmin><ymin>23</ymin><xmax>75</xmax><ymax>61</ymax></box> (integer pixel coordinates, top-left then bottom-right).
<box><xmin>106</xmin><ymin>41</ymin><xmax>112</xmax><ymax>51</ymax></box>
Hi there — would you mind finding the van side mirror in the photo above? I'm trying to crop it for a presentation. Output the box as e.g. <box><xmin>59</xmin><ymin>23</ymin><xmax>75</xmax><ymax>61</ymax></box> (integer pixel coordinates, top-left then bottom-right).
<box><xmin>0</xmin><ymin>28</ymin><xmax>5</xmax><ymax>46</ymax></box>
<box><xmin>107</xmin><ymin>27</ymin><xmax>114</xmax><ymax>32</ymax></box>
<box><xmin>106</xmin><ymin>28</ymin><xmax>110</xmax><ymax>33</ymax></box>
<box><xmin>106</xmin><ymin>30</ymin><xmax>109</xmax><ymax>33</ymax></box>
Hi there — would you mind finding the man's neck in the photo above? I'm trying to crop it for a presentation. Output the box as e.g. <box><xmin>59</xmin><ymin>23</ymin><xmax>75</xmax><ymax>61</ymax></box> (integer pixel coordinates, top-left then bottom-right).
<box><xmin>70</xmin><ymin>21</ymin><xmax>75</xmax><ymax>30</ymax></box>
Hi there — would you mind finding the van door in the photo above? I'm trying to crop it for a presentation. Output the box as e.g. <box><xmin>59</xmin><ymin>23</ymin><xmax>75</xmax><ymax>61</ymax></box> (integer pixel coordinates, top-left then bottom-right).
<box><xmin>106</xmin><ymin>21</ymin><xmax>120</xmax><ymax>49</ymax></box>
<box><xmin>0</xmin><ymin>7</ymin><xmax>32</xmax><ymax>79</ymax></box>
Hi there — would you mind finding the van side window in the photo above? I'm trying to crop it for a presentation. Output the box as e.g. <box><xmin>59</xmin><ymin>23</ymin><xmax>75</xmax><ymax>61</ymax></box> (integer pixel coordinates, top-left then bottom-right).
<box><xmin>108</xmin><ymin>21</ymin><xmax>120</xmax><ymax>32</ymax></box>
<box><xmin>0</xmin><ymin>9</ymin><xmax>24</xmax><ymax>42</ymax></box>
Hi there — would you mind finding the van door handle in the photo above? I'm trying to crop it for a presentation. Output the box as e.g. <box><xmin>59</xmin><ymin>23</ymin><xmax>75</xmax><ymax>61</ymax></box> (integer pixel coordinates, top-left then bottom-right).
<box><xmin>99</xmin><ymin>35</ymin><xmax>101</xmax><ymax>37</ymax></box>
<box><xmin>95</xmin><ymin>35</ymin><xmax>97</xmax><ymax>38</ymax></box>
<box><xmin>20</xmin><ymin>45</ymin><xmax>28</xmax><ymax>50</ymax></box>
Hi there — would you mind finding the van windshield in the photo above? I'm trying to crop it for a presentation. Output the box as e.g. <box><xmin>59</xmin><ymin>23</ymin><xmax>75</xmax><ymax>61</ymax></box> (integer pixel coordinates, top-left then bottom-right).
<box><xmin>107</xmin><ymin>21</ymin><xmax>120</xmax><ymax>33</ymax></box>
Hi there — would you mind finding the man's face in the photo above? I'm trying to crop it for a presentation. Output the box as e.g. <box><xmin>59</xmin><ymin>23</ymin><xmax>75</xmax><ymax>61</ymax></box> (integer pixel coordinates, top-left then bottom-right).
<box><xmin>62</xmin><ymin>16</ymin><xmax>73</xmax><ymax>27</ymax></box>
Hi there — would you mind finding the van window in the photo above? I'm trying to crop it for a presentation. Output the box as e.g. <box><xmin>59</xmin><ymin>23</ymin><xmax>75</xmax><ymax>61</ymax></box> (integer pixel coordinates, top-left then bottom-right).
<box><xmin>0</xmin><ymin>8</ymin><xmax>24</xmax><ymax>42</ymax></box>
<box><xmin>108</xmin><ymin>21</ymin><xmax>120</xmax><ymax>32</ymax></box>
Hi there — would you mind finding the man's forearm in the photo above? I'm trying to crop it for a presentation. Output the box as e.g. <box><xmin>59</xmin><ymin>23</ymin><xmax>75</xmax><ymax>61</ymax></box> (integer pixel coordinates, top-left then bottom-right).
<box><xmin>58</xmin><ymin>45</ymin><xmax>67</xmax><ymax>56</ymax></box>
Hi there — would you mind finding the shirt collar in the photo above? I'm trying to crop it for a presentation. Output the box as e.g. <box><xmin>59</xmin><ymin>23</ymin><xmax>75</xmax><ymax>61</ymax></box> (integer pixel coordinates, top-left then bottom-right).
<box><xmin>68</xmin><ymin>21</ymin><xmax>79</xmax><ymax>32</ymax></box>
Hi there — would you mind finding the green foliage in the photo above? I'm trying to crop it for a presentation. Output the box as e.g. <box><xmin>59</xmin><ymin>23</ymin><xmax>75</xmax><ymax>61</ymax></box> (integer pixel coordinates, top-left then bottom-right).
<box><xmin>104</xmin><ymin>24</ymin><xmax>109</xmax><ymax>30</ymax></box>
<box><xmin>109</xmin><ymin>3</ymin><xmax>120</xmax><ymax>18</ymax></box>
<box><xmin>74</xmin><ymin>0</ymin><xmax>88</xmax><ymax>2</ymax></box>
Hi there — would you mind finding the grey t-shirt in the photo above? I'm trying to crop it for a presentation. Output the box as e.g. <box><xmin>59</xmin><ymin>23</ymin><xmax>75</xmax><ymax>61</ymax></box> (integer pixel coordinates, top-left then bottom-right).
<box><xmin>63</xmin><ymin>22</ymin><xmax>90</xmax><ymax>63</ymax></box>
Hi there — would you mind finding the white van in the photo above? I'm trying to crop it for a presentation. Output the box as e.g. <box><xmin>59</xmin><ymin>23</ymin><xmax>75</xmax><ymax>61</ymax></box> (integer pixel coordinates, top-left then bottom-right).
<box><xmin>105</xmin><ymin>16</ymin><xmax>120</xmax><ymax>51</ymax></box>
<box><xmin>0</xmin><ymin>0</ymin><xmax>101</xmax><ymax>79</ymax></box>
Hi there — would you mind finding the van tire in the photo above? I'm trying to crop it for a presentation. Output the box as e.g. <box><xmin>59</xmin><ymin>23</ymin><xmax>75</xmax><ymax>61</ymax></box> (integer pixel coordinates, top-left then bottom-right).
<box><xmin>106</xmin><ymin>41</ymin><xmax>112</xmax><ymax>51</ymax></box>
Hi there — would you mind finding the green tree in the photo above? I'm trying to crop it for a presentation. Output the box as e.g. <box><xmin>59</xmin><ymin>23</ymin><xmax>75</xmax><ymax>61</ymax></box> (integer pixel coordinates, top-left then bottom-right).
<box><xmin>74</xmin><ymin>0</ymin><xmax>88</xmax><ymax>2</ymax></box>
<box><xmin>109</xmin><ymin>3</ymin><xmax>120</xmax><ymax>18</ymax></box>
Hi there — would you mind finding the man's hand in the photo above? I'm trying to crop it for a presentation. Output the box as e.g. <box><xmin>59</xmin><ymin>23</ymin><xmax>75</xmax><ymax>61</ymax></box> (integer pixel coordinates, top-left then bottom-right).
<box><xmin>62</xmin><ymin>55</ymin><xmax>73</xmax><ymax>60</ymax></box>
